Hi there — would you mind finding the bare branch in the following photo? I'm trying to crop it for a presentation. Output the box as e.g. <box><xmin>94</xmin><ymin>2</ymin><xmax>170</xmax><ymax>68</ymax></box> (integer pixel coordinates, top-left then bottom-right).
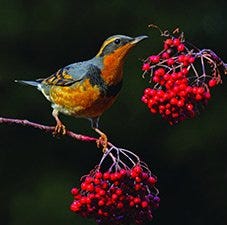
<box><xmin>0</xmin><ymin>117</ymin><xmax>97</xmax><ymax>142</ymax></box>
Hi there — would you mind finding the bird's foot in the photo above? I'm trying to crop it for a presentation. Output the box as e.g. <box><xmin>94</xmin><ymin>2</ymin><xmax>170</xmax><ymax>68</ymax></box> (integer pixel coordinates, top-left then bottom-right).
<box><xmin>53</xmin><ymin>123</ymin><xmax>66</xmax><ymax>136</ymax></box>
<box><xmin>94</xmin><ymin>129</ymin><xmax>108</xmax><ymax>152</ymax></box>
<box><xmin>96</xmin><ymin>133</ymin><xmax>108</xmax><ymax>153</ymax></box>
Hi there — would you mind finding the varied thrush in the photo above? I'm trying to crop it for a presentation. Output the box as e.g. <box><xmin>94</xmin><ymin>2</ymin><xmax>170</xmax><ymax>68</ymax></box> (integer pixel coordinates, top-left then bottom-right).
<box><xmin>16</xmin><ymin>34</ymin><xmax>148</xmax><ymax>150</ymax></box>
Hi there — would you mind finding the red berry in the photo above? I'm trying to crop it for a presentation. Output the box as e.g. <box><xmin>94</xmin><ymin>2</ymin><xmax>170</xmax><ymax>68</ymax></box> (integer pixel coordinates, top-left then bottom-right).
<box><xmin>179</xmin><ymin>83</ymin><xmax>187</xmax><ymax>90</ymax></box>
<box><xmin>103</xmin><ymin>172</ymin><xmax>110</xmax><ymax>180</ymax></box>
<box><xmin>95</xmin><ymin>187</ymin><xmax>102</xmax><ymax>194</ymax></box>
<box><xmin>177</xmin><ymin>44</ymin><xmax>185</xmax><ymax>52</ymax></box>
<box><xmin>117</xmin><ymin>202</ymin><xmax>124</xmax><ymax>209</ymax></box>
<box><xmin>102</xmin><ymin>181</ymin><xmax>109</xmax><ymax>189</ymax></box>
<box><xmin>192</xmin><ymin>87</ymin><xmax>198</xmax><ymax>94</ymax></box>
<box><xmin>150</xmin><ymin>107</ymin><xmax>157</xmax><ymax>114</ymax></box>
<box><xmin>157</xmin><ymin>90</ymin><xmax>164</xmax><ymax>97</ymax></box>
<box><xmin>95</xmin><ymin>172</ymin><xmax>102</xmax><ymax>179</ymax></box>
<box><xmin>85</xmin><ymin>176</ymin><xmax>93</xmax><ymax>183</ymax></box>
<box><xmin>148</xmin><ymin>176</ymin><xmax>157</xmax><ymax>185</ymax></box>
<box><xmin>149</xmin><ymin>55</ymin><xmax>160</xmax><ymax>63</ymax></box>
<box><xmin>95</xmin><ymin>193</ymin><xmax>101</xmax><ymax>198</ymax></box>
<box><xmin>187</xmin><ymin>104</ymin><xmax>194</xmax><ymax>111</ymax></box>
<box><xmin>98</xmin><ymin>199</ymin><xmax>105</xmax><ymax>206</ymax></box>
<box><xmin>179</xmin><ymin>90</ymin><xmax>187</xmax><ymax>97</ymax></box>
<box><xmin>186</xmin><ymin>86</ymin><xmax>192</xmax><ymax>93</ymax></box>
<box><xmin>71</xmin><ymin>188</ymin><xmax>79</xmax><ymax>195</ymax></box>
<box><xmin>135</xmin><ymin>183</ymin><xmax>141</xmax><ymax>190</ymax></box>
<box><xmin>112</xmin><ymin>193</ymin><xmax>118</xmax><ymax>200</ymax></box>
<box><xmin>98</xmin><ymin>209</ymin><xmax>103</xmax><ymax>215</ymax></box>
<box><xmin>171</xmin><ymin>72</ymin><xmax>178</xmax><ymax>80</ymax></box>
<box><xmin>181</xmin><ymin>67</ymin><xmax>188</xmax><ymax>75</ymax></box>
<box><xmin>163</xmin><ymin>73</ymin><xmax>170</xmax><ymax>81</ymax></box>
<box><xmin>173</xmin><ymin>86</ymin><xmax>180</xmax><ymax>94</ymax></box>
<box><xmin>134</xmin><ymin>197</ymin><xmax>141</xmax><ymax>204</ymax></box>
<box><xmin>208</xmin><ymin>79</ymin><xmax>217</xmax><ymax>87</ymax></box>
<box><xmin>165</xmin><ymin>80</ymin><xmax>174</xmax><ymax>89</ymax></box>
<box><xmin>115</xmin><ymin>188</ymin><xmax>122</xmax><ymax>196</ymax></box>
<box><xmin>165</xmin><ymin>38</ymin><xmax>173</xmax><ymax>47</ymax></box>
<box><xmin>165</xmin><ymin>109</ymin><xmax>171</xmax><ymax>115</ymax></box>
<box><xmin>135</xmin><ymin>176</ymin><xmax>142</xmax><ymax>183</ymax></box>
<box><xmin>114</xmin><ymin>172</ymin><xmax>121</xmax><ymax>180</ymax></box>
<box><xmin>162</xmin><ymin>52</ymin><xmax>170</xmax><ymax>59</ymax></box>
<box><xmin>88</xmin><ymin>193</ymin><xmax>95</xmax><ymax>199</ymax></box>
<box><xmin>144</xmin><ymin>88</ymin><xmax>152</xmax><ymax>96</ymax></box>
<box><xmin>178</xmin><ymin>54</ymin><xmax>185</xmax><ymax>63</ymax></box>
<box><xmin>103</xmin><ymin>212</ymin><xmax>108</xmax><ymax>217</ymax></box>
<box><xmin>167</xmin><ymin>58</ymin><xmax>175</xmax><ymax>66</ymax></box>
<box><xmin>141</xmin><ymin>96</ymin><xmax>148</xmax><ymax>104</ymax></box>
<box><xmin>106</xmin><ymin>199</ymin><xmax>113</xmax><ymax>206</ymax></box>
<box><xmin>70</xmin><ymin>202</ymin><xmax>81</xmax><ymax>212</ymax></box>
<box><xmin>159</xmin><ymin>105</ymin><xmax>165</xmax><ymax>113</ymax></box>
<box><xmin>80</xmin><ymin>196</ymin><xmax>88</xmax><ymax>204</ymax></box>
<box><xmin>99</xmin><ymin>189</ymin><xmax>106</xmax><ymax>196</ymax></box>
<box><xmin>94</xmin><ymin>178</ymin><xmax>100</xmax><ymax>185</ymax></box>
<box><xmin>119</xmin><ymin>169</ymin><xmax>127</xmax><ymax>176</ymax></box>
<box><xmin>129</xmin><ymin>201</ymin><xmax>135</xmax><ymax>207</ymax></box>
<box><xmin>188</xmin><ymin>56</ymin><xmax>195</xmax><ymax>63</ymax></box>
<box><xmin>204</xmin><ymin>92</ymin><xmax>211</xmax><ymax>99</ymax></box>
<box><xmin>154</xmin><ymin>68</ymin><xmax>165</xmax><ymax>77</ymax></box>
<box><xmin>147</xmin><ymin>98</ymin><xmax>156</xmax><ymax>108</ymax></box>
<box><xmin>170</xmin><ymin>98</ymin><xmax>178</xmax><ymax>105</ymax></box>
<box><xmin>142</xmin><ymin>63</ymin><xmax>150</xmax><ymax>71</ymax></box>
<box><xmin>74</xmin><ymin>194</ymin><xmax>82</xmax><ymax>200</ymax></box>
<box><xmin>177</xmin><ymin>99</ymin><xmax>185</xmax><ymax>107</ymax></box>
<box><xmin>172</xmin><ymin>112</ymin><xmax>179</xmax><ymax>118</ymax></box>
<box><xmin>198</xmin><ymin>87</ymin><xmax>205</xmax><ymax>94</ymax></box>
<box><xmin>81</xmin><ymin>182</ymin><xmax>88</xmax><ymax>190</ymax></box>
<box><xmin>87</xmin><ymin>184</ymin><xmax>94</xmax><ymax>192</ymax></box>
<box><xmin>173</xmin><ymin>38</ymin><xmax>181</xmax><ymax>46</ymax></box>
<box><xmin>153</xmin><ymin>75</ymin><xmax>160</xmax><ymax>83</ymax></box>
<box><xmin>133</xmin><ymin>165</ymin><xmax>143</xmax><ymax>174</ymax></box>
<box><xmin>141</xmin><ymin>201</ymin><xmax>149</xmax><ymax>208</ymax></box>
<box><xmin>195</xmin><ymin>94</ymin><xmax>202</xmax><ymax>101</ymax></box>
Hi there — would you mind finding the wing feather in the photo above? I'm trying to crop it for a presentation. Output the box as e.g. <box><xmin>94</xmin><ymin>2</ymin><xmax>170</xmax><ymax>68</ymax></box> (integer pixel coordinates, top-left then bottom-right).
<box><xmin>41</xmin><ymin>68</ymin><xmax>82</xmax><ymax>86</ymax></box>
<box><xmin>40</xmin><ymin>59</ymin><xmax>102</xmax><ymax>87</ymax></box>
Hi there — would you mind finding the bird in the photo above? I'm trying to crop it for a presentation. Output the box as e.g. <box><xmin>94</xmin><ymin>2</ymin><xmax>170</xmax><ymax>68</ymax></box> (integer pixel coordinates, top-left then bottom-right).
<box><xmin>16</xmin><ymin>34</ymin><xmax>148</xmax><ymax>151</ymax></box>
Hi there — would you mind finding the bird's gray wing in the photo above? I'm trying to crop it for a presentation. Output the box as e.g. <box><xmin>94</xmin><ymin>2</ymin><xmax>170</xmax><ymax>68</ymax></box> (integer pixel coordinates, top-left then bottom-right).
<box><xmin>40</xmin><ymin>61</ymin><xmax>99</xmax><ymax>86</ymax></box>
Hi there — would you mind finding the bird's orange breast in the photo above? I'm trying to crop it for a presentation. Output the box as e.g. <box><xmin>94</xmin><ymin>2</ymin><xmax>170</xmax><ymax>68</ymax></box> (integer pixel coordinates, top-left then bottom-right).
<box><xmin>49</xmin><ymin>79</ymin><xmax>117</xmax><ymax>118</ymax></box>
<box><xmin>100</xmin><ymin>43</ymin><xmax>133</xmax><ymax>85</ymax></box>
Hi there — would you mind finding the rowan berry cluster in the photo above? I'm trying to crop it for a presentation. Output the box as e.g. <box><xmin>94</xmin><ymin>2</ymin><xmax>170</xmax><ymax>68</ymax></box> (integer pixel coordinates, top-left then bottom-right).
<box><xmin>70</xmin><ymin>145</ymin><xmax>159</xmax><ymax>225</ymax></box>
<box><xmin>141</xmin><ymin>29</ymin><xmax>226</xmax><ymax>124</ymax></box>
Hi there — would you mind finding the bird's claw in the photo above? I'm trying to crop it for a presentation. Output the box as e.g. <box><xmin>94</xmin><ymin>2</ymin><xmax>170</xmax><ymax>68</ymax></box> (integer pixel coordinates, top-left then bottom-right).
<box><xmin>96</xmin><ymin>133</ymin><xmax>108</xmax><ymax>153</ymax></box>
<box><xmin>53</xmin><ymin>123</ymin><xmax>66</xmax><ymax>136</ymax></box>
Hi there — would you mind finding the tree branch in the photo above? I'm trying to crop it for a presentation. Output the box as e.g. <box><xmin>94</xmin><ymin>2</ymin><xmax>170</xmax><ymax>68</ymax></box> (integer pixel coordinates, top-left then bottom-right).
<box><xmin>0</xmin><ymin>117</ymin><xmax>97</xmax><ymax>142</ymax></box>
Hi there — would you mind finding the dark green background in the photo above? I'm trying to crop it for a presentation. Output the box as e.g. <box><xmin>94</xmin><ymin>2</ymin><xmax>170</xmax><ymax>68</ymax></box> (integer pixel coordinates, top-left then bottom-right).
<box><xmin>1</xmin><ymin>0</ymin><xmax>227</xmax><ymax>225</ymax></box>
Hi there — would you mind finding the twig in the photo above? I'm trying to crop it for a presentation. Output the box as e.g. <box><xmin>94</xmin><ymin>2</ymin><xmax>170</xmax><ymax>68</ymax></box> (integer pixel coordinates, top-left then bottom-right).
<box><xmin>0</xmin><ymin>117</ymin><xmax>97</xmax><ymax>142</ymax></box>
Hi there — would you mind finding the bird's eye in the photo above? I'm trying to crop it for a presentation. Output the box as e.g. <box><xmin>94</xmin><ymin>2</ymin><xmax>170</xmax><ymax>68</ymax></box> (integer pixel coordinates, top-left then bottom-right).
<box><xmin>114</xmin><ymin>38</ymin><xmax>121</xmax><ymax>44</ymax></box>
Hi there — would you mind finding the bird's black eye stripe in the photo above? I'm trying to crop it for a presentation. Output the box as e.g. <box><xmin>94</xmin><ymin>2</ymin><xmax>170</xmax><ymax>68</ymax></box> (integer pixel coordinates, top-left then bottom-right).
<box><xmin>114</xmin><ymin>38</ymin><xmax>121</xmax><ymax>44</ymax></box>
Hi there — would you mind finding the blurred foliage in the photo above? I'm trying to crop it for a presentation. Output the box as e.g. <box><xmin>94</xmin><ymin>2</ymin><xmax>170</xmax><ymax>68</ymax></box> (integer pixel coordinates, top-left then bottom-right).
<box><xmin>1</xmin><ymin>0</ymin><xmax>227</xmax><ymax>225</ymax></box>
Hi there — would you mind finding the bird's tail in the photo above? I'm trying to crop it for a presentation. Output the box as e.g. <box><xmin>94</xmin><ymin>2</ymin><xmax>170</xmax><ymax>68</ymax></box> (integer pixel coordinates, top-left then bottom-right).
<box><xmin>15</xmin><ymin>80</ymin><xmax>40</xmax><ymax>87</ymax></box>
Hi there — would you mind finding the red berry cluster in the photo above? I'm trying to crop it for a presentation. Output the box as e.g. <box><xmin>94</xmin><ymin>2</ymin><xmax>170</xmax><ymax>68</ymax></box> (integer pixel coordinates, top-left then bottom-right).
<box><xmin>141</xmin><ymin>32</ymin><xmax>225</xmax><ymax>124</ymax></box>
<box><xmin>70</xmin><ymin>164</ymin><xmax>159</xmax><ymax>225</ymax></box>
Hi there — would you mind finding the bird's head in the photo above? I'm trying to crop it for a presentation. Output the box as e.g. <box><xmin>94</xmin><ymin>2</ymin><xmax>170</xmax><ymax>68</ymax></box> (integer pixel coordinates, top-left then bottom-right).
<box><xmin>96</xmin><ymin>34</ymin><xmax>148</xmax><ymax>59</ymax></box>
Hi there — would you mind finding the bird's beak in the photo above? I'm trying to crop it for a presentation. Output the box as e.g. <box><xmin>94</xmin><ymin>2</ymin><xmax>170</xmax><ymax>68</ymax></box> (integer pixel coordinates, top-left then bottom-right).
<box><xmin>130</xmin><ymin>35</ymin><xmax>148</xmax><ymax>44</ymax></box>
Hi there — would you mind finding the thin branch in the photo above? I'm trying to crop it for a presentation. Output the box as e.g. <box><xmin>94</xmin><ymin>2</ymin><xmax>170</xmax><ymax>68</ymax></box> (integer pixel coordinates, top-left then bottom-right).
<box><xmin>0</xmin><ymin>117</ymin><xmax>97</xmax><ymax>142</ymax></box>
